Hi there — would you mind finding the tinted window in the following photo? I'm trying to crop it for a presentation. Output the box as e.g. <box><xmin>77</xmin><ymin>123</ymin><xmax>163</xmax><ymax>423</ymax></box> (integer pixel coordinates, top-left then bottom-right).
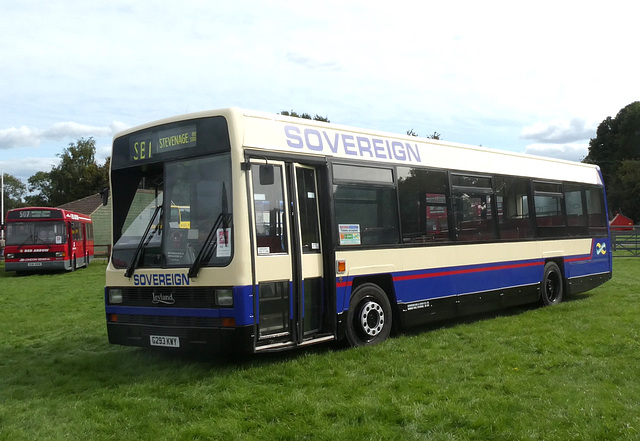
<box><xmin>252</xmin><ymin>164</ymin><xmax>287</xmax><ymax>254</ymax></box>
<box><xmin>333</xmin><ymin>164</ymin><xmax>393</xmax><ymax>183</ymax></box>
<box><xmin>398</xmin><ymin>167</ymin><xmax>450</xmax><ymax>243</ymax></box>
<box><xmin>586</xmin><ymin>186</ymin><xmax>608</xmax><ymax>235</ymax></box>
<box><xmin>334</xmin><ymin>185</ymin><xmax>399</xmax><ymax>246</ymax></box>
<box><xmin>534</xmin><ymin>182</ymin><xmax>565</xmax><ymax>237</ymax></box>
<box><xmin>452</xmin><ymin>175</ymin><xmax>496</xmax><ymax>242</ymax></box>
<box><xmin>495</xmin><ymin>176</ymin><xmax>533</xmax><ymax>239</ymax></box>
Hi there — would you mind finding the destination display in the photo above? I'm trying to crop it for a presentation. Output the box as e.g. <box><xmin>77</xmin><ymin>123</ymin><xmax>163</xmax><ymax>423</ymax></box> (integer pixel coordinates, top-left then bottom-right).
<box><xmin>130</xmin><ymin>124</ymin><xmax>197</xmax><ymax>163</ymax></box>
<box><xmin>7</xmin><ymin>209</ymin><xmax>62</xmax><ymax>220</ymax></box>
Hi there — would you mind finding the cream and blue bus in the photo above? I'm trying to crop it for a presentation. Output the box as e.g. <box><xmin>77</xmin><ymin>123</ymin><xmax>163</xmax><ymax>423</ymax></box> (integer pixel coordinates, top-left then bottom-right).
<box><xmin>105</xmin><ymin>109</ymin><xmax>612</xmax><ymax>354</ymax></box>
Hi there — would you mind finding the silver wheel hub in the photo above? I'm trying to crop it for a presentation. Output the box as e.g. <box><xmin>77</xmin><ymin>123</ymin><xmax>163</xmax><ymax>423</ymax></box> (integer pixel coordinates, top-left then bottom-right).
<box><xmin>360</xmin><ymin>301</ymin><xmax>385</xmax><ymax>337</ymax></box>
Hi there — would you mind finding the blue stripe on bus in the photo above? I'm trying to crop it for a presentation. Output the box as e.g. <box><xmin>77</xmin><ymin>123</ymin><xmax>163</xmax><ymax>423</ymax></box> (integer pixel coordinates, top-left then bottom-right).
<box><xmin>391</xmin><ymin>258</ymin><xmax>546</xmax><ymax>305</ymax></box>
<box><xmin>105</xmin><ymin>286</ymin><xmax>256</xmax><ymax>326</ymax></box>
<box><xmin>336</xmin><ymin>238</ymin><xmax>612</xmax><ymax>312</ymax></box>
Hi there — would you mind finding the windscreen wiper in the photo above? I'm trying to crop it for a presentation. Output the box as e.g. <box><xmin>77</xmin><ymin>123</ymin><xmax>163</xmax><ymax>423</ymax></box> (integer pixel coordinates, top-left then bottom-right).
<box><xmin>188</xmin><ymin>182</ymin><xmax>231</xmax><ymax>279</ymax></box>
<box><xmin>18</xmin><ymin>234</ymin><xmax>35</xmax><ymax>249</ymax></box>
<box><xmin>187</xmin><ymin>212</ymin><xmax>232</xmax><ymax>279</ymax></box>
<box><xmin>125</xmin><ymin>205</ymin><xmax>162</xmax><ymax>278</ymax></box>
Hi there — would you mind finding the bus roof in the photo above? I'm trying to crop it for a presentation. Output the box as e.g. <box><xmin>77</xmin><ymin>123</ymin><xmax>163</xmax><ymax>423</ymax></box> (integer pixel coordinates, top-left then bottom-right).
<box><xmin>6</xmin><ymin>207</ymin><xmax>92</xmax><ymax>222</ymax></box>
<box><xmin>114</xmin><ymin>108</ymin><xmax>603</xmax><ymax>186</ymax></box>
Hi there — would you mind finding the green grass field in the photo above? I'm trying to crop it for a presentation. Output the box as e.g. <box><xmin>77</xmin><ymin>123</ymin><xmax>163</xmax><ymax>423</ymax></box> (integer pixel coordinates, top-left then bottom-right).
<box><xmin>1</xmin><ymin>258</ymin><xmax>639</xmax><ymax>440</ymax></box>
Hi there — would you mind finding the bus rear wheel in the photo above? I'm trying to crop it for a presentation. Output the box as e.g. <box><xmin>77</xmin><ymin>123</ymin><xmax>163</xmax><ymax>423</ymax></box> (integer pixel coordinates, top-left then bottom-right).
<box><xmin>541</xmin><ymin>262</ymin><xmax>563</xmax><ymax>306</ymax></box>
<box><xmin>346</xmin><ymin>283</ymin><xmax>392</xmax><ymax>347</ymax></box>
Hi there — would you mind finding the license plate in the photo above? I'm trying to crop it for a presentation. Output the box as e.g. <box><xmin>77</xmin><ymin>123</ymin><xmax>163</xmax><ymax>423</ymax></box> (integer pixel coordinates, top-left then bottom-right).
<box><xmin>150</xmin><ymin>335</ymin><xmax>180</xmax><ymax>348</ymax></box>
<box><xmin>28</xmin><ymin>262</ymin><xmax>42</xmax><ymax>267</ymax></box>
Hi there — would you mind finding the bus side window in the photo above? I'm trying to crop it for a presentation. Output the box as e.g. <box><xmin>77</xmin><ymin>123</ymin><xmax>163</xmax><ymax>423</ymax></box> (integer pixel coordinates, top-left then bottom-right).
<box><xmin>451</xmin><ymin>175</ymin><xmax>496</xmax><ymax>242</ymax></box>
<box><xmin>534</xmin><ymin>182</ymin><xmax>565</xmax><ymax>238</ymax></box>
<box><xmin>397</xmin><ymin>167</ymin><xmax>450</xmax><ymax>243</ymax></box>
<box><xmin>495</xmin><ymin>176</ymin><xmax>533</xmax><ymax>239</ymax></box>
<box><xmin>332</xmin><ymin>164</ymin><xmax>399</xmax><ymax>246</ymax></box>
<box><xmin>586</xmin><ymin>186</ymin><xmax>607</xmax><ymax>236</ymax></box>
<box><xmin>252</xmin><ymin>164</ymin><xmax>288</xmax><ymax>254</ymax></box>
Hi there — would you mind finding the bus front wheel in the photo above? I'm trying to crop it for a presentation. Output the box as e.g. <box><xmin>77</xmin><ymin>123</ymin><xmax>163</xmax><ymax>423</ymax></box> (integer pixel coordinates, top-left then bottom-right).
<box><xmin>541</xmin><ymin>262</ymin><xmax>563</xmax><ymax>306</ymax></box>
<box><xmin>346</xmin><ymin>283</ymin><xmax>392</xmax><ymax>347</ymax></box>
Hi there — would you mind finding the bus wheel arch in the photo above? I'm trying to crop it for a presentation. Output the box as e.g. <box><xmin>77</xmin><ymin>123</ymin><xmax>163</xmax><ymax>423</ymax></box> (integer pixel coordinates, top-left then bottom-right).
<box><xmin>345</xmin><ymin>281</ymin><xmax>394</xmax><ymax>347</ymax></box>
<box><xmin>541</xmin><ymin>260</ymin><xmax>564</xmax><ymax>306</ymax></box>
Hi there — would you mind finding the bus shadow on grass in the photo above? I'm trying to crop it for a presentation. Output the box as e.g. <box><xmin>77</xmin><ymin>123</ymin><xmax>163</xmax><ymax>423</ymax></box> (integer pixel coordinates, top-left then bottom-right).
<box><xmin>87</xmin><ymin>293</ymin><xmax>596</xmax><ymax>371</ymax></box>
<box><xmin>397</xmin><ymin>291</ymin><xmax>593</xmax><ymax>339</ymax></box>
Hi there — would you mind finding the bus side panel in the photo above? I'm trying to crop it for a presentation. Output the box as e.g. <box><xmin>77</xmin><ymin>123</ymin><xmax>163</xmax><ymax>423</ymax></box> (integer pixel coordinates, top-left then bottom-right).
<box><xmin>233</xmin><ymin>285</ymin><xmax>255</xmax><ymax>327</ymax></box>
<box><xmin>563</xmin><ymin>238</ymin><xmax>612</xmax><ymax>278</ymax></box>
<box><xmin>392</xmin><ymin>258</ymin><xmax>545</xmax><ymax>304</ymax></box>
<box><xmin>564</xmin><ymin>238</ymin><xmax>612</xmax><ymax>295</ymax></box>
<box><xmin>393</xmin><ymin>259</ymin><xmax>544</xmax><ymax>326</ymax></box>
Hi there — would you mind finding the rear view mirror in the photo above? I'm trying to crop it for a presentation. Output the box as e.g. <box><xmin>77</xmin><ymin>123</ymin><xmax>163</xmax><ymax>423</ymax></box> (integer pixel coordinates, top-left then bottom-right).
<box><xmin>100</xmin><ymin>187</ymin><xmax>110</xmax><ymax>206</ymax></box>
<box><xmin>259</xmin><ymin>164</ymin><xmax>274</xmax><ymax>185</ymax></box>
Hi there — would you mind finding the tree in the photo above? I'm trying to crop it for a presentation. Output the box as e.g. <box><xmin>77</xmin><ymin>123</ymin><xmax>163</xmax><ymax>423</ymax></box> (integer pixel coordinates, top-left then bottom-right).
<box><xmin>584</xmin><ymin>101</ymin><xmax>640</xmax><ymax>220</ymax></box>
<box><xmin>1</xmin><ymin>173</ymin><xmax>27</xmax><ymax>212</ymax></box>
<box><xmin>617</xmin><ymin>160</ymin><xmax>640</xmax><ymax>220</ymax></box>
<box><xmin>406</xmin><ymin>129</ymin><xmax>441</xmax><ymax>140</ymax></box>
<box><xmin>27</xmin><ymin>137</ymin><xmax>109</xmax><ymax>207</ymax></box>
<box><xmin>280</xmin><ymin>110</ymin><xmax>330</xmax><ymax>122</ymax></box>
<box><xmin>25</xmin><ymin>171</ymin><xmax>52</xmax><ymax>206</ymax></box>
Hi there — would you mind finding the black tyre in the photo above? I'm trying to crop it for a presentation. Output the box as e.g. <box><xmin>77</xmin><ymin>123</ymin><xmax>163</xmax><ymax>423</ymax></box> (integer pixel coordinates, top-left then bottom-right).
<box><xmin>541</xmin><ymin>262</ymin><xmax>563</xmax><ymax>306</ymax></box>
<box><xmin>345</xmin><ymin>283</ymin><xmax>392</xmax><ymax>347</ymax></box>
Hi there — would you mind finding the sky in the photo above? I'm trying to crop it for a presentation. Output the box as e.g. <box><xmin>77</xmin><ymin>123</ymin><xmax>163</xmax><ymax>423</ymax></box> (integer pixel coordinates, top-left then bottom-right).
<box><xmin>1</xmin><ymin>0</ymin><xmax>639</xmax><ymax>184</ymax></box>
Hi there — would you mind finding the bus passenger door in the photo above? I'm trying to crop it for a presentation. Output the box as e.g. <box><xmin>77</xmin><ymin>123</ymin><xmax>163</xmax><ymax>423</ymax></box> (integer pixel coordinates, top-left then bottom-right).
<box><xmin>249</xmin><ymin>160</ymin><xmax>327</xmax><ymax>350</ymax></box>
<box><xmin>291</xmin><ymin>164</ymin><xmax>325</xmax><ymax>341</ymax></box>
<box><xmin>250</xmin><ymin>160</ymin><xmax>294</xmax><ymax>347</ymax></box>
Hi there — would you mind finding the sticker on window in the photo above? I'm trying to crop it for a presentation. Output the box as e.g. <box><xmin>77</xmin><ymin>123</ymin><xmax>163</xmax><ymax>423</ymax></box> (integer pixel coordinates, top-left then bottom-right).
<box><xmin>339</xmin><ymin>224</ymin><xmax>361</xmax><ymax>245</ymax></box>
<box><xmin>216</xmin><ymin>228</ymin><xmax>231</xmax><ymax>257</ymax></box>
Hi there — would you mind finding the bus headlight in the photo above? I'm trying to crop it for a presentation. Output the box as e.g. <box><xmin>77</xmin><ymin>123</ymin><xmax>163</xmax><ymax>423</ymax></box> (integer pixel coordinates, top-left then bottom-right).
<box><xmin>6</xmin><ymin>253</ymin><xmax>14</xmax><ymax>259</ymax></box>
<box><xmin>55</xmin><ymin>251</ymin><xmax>66</xmax><ymax>258</ymax></box>
<box><xmin>215</xmin><ymin>289</ymin><xmax>233</xmax><ymax>307</ymax></box>
<box><xmin>109</xmin><ymin>288</ymin><xmax>124</xmax><ymax>304</ymax></box>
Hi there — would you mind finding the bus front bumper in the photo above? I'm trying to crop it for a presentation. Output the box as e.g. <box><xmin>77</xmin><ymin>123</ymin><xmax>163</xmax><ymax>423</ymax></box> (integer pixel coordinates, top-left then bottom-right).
<box><xmin>5</xmin><ymin>260</ymin><xmax>68</xmax><ymax>272</ymax></box>
<box><xmin>106</xmin><ymin>322</ymin><xmax>254</xmax><ymax>355</ymax></box>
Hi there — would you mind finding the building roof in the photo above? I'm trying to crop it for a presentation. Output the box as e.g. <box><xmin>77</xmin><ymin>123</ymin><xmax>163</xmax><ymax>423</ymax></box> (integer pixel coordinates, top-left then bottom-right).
<box><xmin>610</xmin><ymin>213</ymin><xmax>634</xmax><ymax>225</ymax></box>
<box><xmin>57</xmin><ymin>193</ymin><xmax>104</xmax><ymax>216</ymax></box>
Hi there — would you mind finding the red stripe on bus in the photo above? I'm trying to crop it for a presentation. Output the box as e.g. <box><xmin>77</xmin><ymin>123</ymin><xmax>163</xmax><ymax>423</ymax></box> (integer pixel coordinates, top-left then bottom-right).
<box><xmin>393</xmin><ymin>261</ymin><xmax>544</xmax><ymax>282</ymax></box>
<box><xmin>335</xmin><ymin>241</ymin><xmax>599</xmax><ymax>289</ymax></box>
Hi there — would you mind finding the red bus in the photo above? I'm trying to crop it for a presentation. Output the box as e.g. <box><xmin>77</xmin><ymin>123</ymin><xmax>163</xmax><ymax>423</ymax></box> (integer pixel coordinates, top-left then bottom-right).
<box><xmin>4</xmin><ymin>207</ymin><xmax>94</xmax><ymax>273</ymax></box>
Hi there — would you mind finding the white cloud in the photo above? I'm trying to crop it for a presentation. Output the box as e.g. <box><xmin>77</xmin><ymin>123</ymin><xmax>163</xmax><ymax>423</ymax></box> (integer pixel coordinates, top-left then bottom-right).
<box><xmin>0</xmin><ymin>126</ymin><xmax>42</xmax><ymax>149</ymax></box>
<box><xmin>521</xmin><ymin>118</ymin><xmax>597</xmax><ymax>144</ymax></box>
<box><xmin>286</xmin><ymin>51</ymin><xmax>341</xmax><ymax>71</ymax></box>
<box><xmin>0</xmin><ymin>121</ymin><xmax>129</xmax><ymax>150</ymax></box>
<box><xmin>43</xmin><ymin>122</ymin><xmax>113</xmax><ymax>140</ymax></box>
<box><xmin>0</xmin><ymin>157</ymin><xmax>59</xmax><ymax>182</ymax></box>
<box><xmin>524</xmin><ymin>143</ymin><xmax>589</xmax><ymax>163</ymax></box>
<box><xmin>96</xmin><ymin>144</ymin><xmax>112</xmax><ymax>164</ymax></box>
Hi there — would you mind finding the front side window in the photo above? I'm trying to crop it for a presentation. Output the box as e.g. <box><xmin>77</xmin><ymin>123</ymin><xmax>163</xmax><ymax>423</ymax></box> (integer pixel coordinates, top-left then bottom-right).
<box><xmin>334</xmin><ymin>185</ymin><xmax>399</xmax><ymax>246</ymax></box>
<box><xmin>333</xmin><ymin>164</ymin><xmax>399</xmax><ymax>246</ymax></box>
<box><xmin>111</xmin><ymin>154</ymin><xmax>232</xmax><ymax>269</ymax></box>
<box><xmin>252</xmin><ymin>164</ymin><xmax>288</xmax><ymax>255</ymax></box>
